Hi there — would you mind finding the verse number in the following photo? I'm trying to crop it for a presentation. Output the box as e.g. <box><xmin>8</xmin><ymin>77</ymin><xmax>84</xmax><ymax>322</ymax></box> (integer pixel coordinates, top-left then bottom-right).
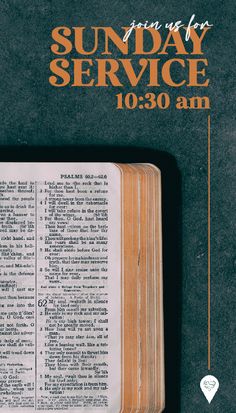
<box><xmin>38</xmin><ymin>299</ymin><xmax>47</xmax><ymax>307</ymax></box>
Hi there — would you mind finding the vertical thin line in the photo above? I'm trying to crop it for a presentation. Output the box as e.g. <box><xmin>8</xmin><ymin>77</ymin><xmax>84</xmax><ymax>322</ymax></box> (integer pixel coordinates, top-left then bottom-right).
<box><xmin>208</xmin><ymin>115</ymin><xmax>211</xmax><ymax>371</ymax></box>
<box><xmin>35</xmin><ymin>182</ymin><xmax>38</xmax><ymax>408</ymax></box>
<box><xmin>137</xmin><ymin>174</ymin><xmax>141</xmax><ymax>409</ymax></box>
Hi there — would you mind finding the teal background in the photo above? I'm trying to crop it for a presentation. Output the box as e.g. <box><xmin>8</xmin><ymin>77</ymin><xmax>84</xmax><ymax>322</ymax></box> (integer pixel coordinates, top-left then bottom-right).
<box><xmin>0</xmin><ymin>1</ymin><xmax>235</xmax><ymax>412</ymax></box>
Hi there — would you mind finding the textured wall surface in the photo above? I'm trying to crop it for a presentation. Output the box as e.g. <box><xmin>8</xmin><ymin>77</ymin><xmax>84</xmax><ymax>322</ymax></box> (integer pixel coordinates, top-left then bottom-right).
<box><xmin>0</xmin><ymin>1</ymin><xmax>235</xmax><ymax>412</ymax></box>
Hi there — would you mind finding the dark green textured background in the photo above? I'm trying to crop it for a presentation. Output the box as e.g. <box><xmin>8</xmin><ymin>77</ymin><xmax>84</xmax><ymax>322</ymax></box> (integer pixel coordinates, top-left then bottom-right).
<box><xmin>0</xmin><ymin>1</ymin><xmax>235</xmax><ymax>412</ymax></box>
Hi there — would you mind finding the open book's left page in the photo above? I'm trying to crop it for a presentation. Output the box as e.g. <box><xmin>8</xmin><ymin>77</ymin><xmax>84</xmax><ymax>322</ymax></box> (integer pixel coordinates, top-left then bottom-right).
<box><xmin>0</xmin><ymin>163</ymin><xmax>121</xmax><ymax>413</ymax></box>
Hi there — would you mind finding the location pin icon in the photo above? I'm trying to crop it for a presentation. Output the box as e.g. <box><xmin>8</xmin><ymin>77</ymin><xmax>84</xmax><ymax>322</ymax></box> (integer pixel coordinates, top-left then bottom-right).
<box><xmin>200</xmin><ymin>375</ymin><xmax>219</xmax><ymax>403</ymax></box>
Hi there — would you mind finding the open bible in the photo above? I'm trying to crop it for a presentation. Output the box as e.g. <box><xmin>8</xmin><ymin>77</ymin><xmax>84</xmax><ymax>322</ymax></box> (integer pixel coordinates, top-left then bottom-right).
<box><xmin>0</xmin><ymin>163</ymin><xmax>164</xmax><ymax>413</ymax></box>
